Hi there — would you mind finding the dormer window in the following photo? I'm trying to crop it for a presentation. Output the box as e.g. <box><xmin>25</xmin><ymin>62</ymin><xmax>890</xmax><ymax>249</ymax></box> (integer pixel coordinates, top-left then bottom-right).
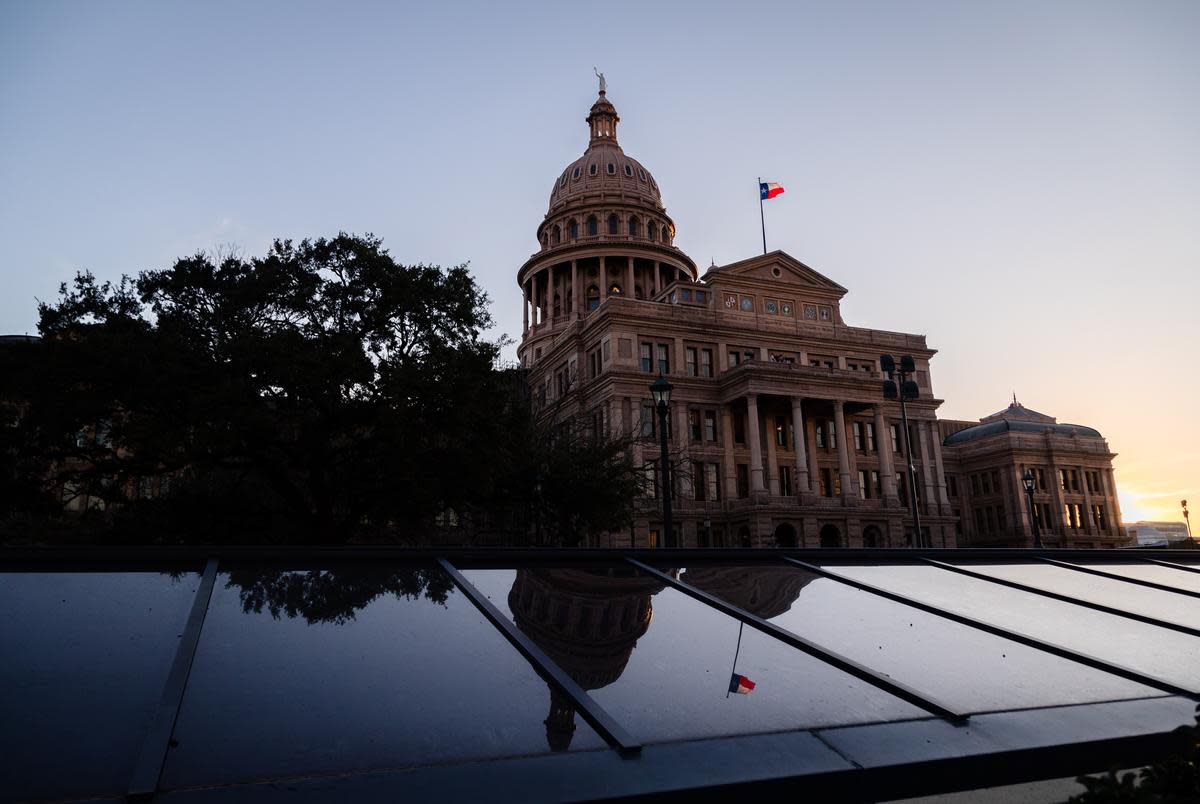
<box><xmin>628</xmin><ymin>216</ymin><xmax>639</xmax><ymax>236</ymax></box>
<box><xmin>607</xmin><ymin>163</ymin><xmax>616</xmax><ymax>174</ymax></box>
<box><xmin>572</xmin><ymin>167</ymin><xmax>581</xmax><ymax>180</ymax></box>
<box><xmin>638</xmin><ymin>168</ymin><xmax>646</xmax><ymax>181</ymax></box>
<box><xmin>559</xmin><ymin>173</ymin><xmax>567</xmax><ymax>187</ymax></box>
<box><xmin>588</xmin><ymin>163</ymin><xmax>598</xmax><ymax>176</ymax></box>
<box><xmin>624</xmin><ymin>164</ymin><xmax>633</xmax><ymax>177</ymax></box>
<box><xmin>586</xmin><ymin>216</ymin><xmax>598</xmax><ymax>236</ymax></box>
<box><xmin>607</xmin><ymin>214</ymin><xmax>619</xmax><ymax>235</ymax></box>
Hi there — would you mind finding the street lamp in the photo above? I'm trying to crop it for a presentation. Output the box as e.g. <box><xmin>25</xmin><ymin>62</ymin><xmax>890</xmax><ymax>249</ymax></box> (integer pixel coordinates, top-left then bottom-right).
<box><xmin>880</xmin><ymin>354</ymin><xmax>924</xmax><ymax>548</ymax></box>
<box><xmin>1183</xmin><ymin>500</ymin><xmax>1192</xmax><ymax>540</ymax></box>
<box><xmin>1022</xmin><ymin>469</ymin><xmax>1044</xmax><ymax>549</ymax></box>
<box><xmin>650</xmin><ymin>375</ymin><xmax>674</xmax><ymax>548</ymax></box>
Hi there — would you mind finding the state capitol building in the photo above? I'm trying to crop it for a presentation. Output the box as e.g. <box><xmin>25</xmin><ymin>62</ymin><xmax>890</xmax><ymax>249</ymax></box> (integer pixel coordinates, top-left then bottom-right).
<box><xmin>516</xmin><ymin>86</ymin><xmax>1127</xmax><ymax>551</ymax></box>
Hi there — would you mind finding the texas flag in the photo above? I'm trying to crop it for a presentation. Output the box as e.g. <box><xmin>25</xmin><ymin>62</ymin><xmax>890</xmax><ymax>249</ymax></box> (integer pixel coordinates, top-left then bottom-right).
<box><xmin>759</xmin><ymin>181</ymin><xmax>785</xmax><ymax>200</ymax></box>
<box><xmin>729</xmin><ymin>673</ymin><xmax>756</xmax><ymax>695</ymax></box>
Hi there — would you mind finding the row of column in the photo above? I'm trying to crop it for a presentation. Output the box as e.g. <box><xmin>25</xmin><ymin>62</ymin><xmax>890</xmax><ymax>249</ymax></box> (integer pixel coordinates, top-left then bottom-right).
<box><xmin>522</xmin><ymin>257</ymin><xmax>685</xmax><ymax>334</ymax></box>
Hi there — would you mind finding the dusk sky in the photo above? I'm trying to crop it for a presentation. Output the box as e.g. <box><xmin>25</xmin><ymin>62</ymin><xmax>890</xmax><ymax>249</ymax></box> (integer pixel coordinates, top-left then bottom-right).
<box><xmin>2</xmin><ymin>1</ymin><xmax>1196</xmax><ymax>523</ymax></box>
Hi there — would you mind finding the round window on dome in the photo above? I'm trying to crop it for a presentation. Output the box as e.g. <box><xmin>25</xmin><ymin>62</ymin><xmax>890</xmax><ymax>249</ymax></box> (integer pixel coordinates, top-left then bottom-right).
<box><xmin>607</xmin><ymin>163</ymin><xmax>615</xmax><ymax>174</ymax></box>
<box><xmin>637</xmin><ymin>168</ymin><xmax>646</xmax><ymax>181</ymax></box>
<box><xmin>588</xmin><ymin>163</ymin><xmax>597</xmax><ymax>176</ymax></box>
<box><xmin>572</xmin><ymin>167</ymin><xmax>581</xmax><ymax>180</ymax></box>
<box><xmin>624</xmin><ymin>164</ymin><xmax>633</xmax><ymax>177</ymax></box>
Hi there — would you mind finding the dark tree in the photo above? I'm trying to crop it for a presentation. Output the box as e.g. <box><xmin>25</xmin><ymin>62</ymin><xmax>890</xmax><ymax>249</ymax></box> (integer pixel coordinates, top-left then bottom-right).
<box><xmin>2</xmin><ymin>233</ymin><xmax>636</xmax><ymax>545</ymax></box>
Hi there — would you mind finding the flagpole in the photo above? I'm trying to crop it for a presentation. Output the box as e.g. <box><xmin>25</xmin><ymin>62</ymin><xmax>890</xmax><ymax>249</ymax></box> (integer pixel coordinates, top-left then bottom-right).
<box><xmin>758</xmin><ymin>176</ymin><xmax>767</xmax><ymax>254</ymax></box>
<box><xmin>726</xmin><ymin>620</ymin><xmax>745</xmax><ymax>699</ymax></box>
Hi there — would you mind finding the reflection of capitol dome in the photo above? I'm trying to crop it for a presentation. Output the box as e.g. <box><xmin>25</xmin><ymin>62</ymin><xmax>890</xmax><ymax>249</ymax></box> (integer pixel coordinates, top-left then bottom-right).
<box><xmin>681</xmin><ymin>566</ymin><xmax>816</xmax><ymax>620</ymax></box>
<box><xmin>508</xmin><ymin>568</ymin><xmax>664</xmax><ymax>751</ymax></box>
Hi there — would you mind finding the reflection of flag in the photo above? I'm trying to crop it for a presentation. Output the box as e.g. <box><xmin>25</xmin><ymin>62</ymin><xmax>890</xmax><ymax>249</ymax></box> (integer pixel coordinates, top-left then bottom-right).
<box><xmin>729</xmin><ymin>673</ymin><xmax>756</xmax><ymax>694</ymax></box>
<box><xmin>759</xmin><ymin>182</ymin><xmax>784</xmax><ymax>200</ymax></box>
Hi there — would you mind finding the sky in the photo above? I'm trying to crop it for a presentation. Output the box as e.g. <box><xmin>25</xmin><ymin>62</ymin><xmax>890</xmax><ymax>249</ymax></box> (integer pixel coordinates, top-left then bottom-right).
<box><xmin>1</xmin><ymin>0</ymin><xmax>1196</xmax><ymax>524</ymax></box>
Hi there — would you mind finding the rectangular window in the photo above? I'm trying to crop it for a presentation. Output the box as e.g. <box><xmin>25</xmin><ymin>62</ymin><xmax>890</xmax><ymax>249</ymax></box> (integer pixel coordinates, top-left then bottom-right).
<box><xmin>694</xmin><ymin>460</ymin><xmax>707</xmax><ymax>500</ymax></box>
<box><xmin>853</xmin><ymin>421</ymin><xmax>864</xmax><ymax>451</ymax></box>
<box><xmin>833</xmin><ymin>471</ymin><xmax>842</xmax><ymax>497</ymax></box>
<box><xmin>1036</xmin><ymin>468</ymin><xmax>1047</xmax><ymax>491</ymax></box>
<box><xmin>686</xmin><ymin>347</ymin><xmax>698</xmax><ymax>377</ymax></box>
<box><xmin>829</xmin><ymin>420</ymin><xmax>837</xmax><ymax>450</ymax></box>
<box><xmin>866</xmin><ymin>422</ymin><xmax>877</xmax><ymax>452</ymax></box>
<box><xmin>704</xmin><ymin>410</ymin><xmax>717</xmax><ymax>442</ymax></box>
<box><xmin>647</xmin><ymin>529</ymin><xmax>659</xmax><ymax>548</ymax></box>
<box><xmin>985</xmin><ymin>507</ymin><xmax>995</xmax><ymax>532</ymax></box>
<box><xmin>871</xmin><ymin>470</ymin><xmax>882</xmax><ymax>498</ymax></box>
<box><xmin>689</xmin><ymin>409</ymin><xmax>702</xmax><ymax>441</ymax></box>
<box><xmin>897</xmin><ymin>473</ymin><xmax>908</xmax><ymax>506</ymax></box>
<box><xmin>975</xmin><ymin>508</ymin><xmax>986</xmax><ymax>533</ymax></box>
<box><xmin>707</xmin><ymin>463</ymin><xmax>721</xmax><ymax>502</ymax></box>
<box><xmin>819</xmin><ymin>468</ymin><xmax>832</xmax><ymax>498</ymax></box>
<box><xmin>990</xmin><ymin>471</ymin><xmax>1000</xmax><ymax>494</ymax></box>
<box><xmin>656</xmin><ymin>343</ymin><xmax>670</xmax><ymax>375</ymax></box>
<box><xmin>774</xmin><ymin>418</ymin><xmax>787</xmax><ymax>447</ymax></box>
<box><xmin>639</xmin><ymin>342</ymin><xmax>653</xmax><ymax>373</ymax></box>
<box><xmin>641</xmin><ymin>402</ymin><xmax>655</xmax><ymax>437</ymax></box>
<box><xmin>1060</xmin><ymin>469</ymin><xmax>1070</xmax><ymax>493</ymax></box>
<box><xmin>644</xmin><ymin>460</ymin><xmax>658</xmax><ymax>498</ymax></box>
<box><xmin>1071</xmin><ymin>470</ymin><xmax>1081</xmax><ymax>492</ymax></box>
<box><xmin>728</xmin><ymin>350</ymin><xmax>740</xmax><ymax>368</ymax></box>
<box><xmin>736</xmin><ymin>464</ymin><xmax>749</xmax><ymax>498</ymax></box>
<box><xmin>971</xmin><ymin>474</ymin><xmax>981</xmax><ymax>496</ymax></box>
<box><xmin>780</xmin><ymin>465</ymin><xmax>793</xmax><ymax>496</ymax></box>
<box><xmin>815</xmin><ymin>423</ymin><xmax>825</xmax><ymax>450</ymax></box>
<box><xmin>890</xmin><ymin>424</ymin><xmax>900</xmax><ymax>452</ymax></box>
<box><xmin>1093</xmin><ymin>504</ymin><xmax>1106</xmax><ymax>530</ymax></box>
<box><xmin>981</xmin><ymin>473</ymin><xmax>991</xmax><ymax>495</ymax></box>
<box><xmin>858</xmin><ymin>469</ymin><xmax>870</xmax><ymax>499</ymax></box>
<box><xmin>700</xmin><ymin>349</ymin><xmax>713</xmax><ymax>378</ymax></box>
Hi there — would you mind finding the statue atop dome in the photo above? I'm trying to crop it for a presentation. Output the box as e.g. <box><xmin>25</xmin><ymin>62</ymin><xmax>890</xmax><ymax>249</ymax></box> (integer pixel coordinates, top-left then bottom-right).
<box><xmin>593</xmin><ymin>67</ymin><xmax>606</xmax><ymax>94</ymax></box>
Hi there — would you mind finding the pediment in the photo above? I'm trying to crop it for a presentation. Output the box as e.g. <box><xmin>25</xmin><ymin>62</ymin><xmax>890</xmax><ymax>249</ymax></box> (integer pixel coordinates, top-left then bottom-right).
<box><xmin>703</xmin><ymin>251</ymin><xmax>847</xmax><ymax>296</ymax></box>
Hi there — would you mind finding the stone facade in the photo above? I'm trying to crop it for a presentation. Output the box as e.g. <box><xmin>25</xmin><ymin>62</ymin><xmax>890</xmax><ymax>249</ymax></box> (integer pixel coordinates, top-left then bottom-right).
<box><xmin>940</xmin><ymin>401</ymin><xmax>1127</xmax><ymax>548</ymax></box>
<box><xmin>516</xmin><ymin>89</ymin><xmax>1125</xmax><ymax>549</ymax></box>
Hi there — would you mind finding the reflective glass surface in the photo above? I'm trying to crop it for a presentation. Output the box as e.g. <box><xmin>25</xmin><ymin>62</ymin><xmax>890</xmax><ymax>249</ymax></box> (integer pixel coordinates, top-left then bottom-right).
<box><xmin>0</xmin><ymin>571</ymin><xmax>201</xmax><ymax>801</ymax></box>
<box><xmin>161</xmin><ymin>566</ymin><xmax>603</xmax><ymax>789</ymax></box>
<box><xmin>681</xmin><ymin>566</ymin><xmax>1157</xmax><ymax>713</ymax></box>
<box><xmin>1074</xmin><ymin>562</ymin><xmax>1200</xmax><ymax>595</ymax></box>
<box><xmin>463</xmin><ymin>568</ymin><xmax>925</xmax><ymax>744</ymax></box>
<box><xmin>959</xmin><ymin>562</ymin><xmax>1200</xmax><ymax>629</ymax></box>
<box><xmin>826</xmin><ymin>564</ymin><xmax>1200</xmax><ymax>692</ymax></box>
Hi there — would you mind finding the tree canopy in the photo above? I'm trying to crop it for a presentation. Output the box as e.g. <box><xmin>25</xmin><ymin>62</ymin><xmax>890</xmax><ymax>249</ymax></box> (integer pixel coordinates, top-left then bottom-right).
<box><xmin>1</xmin><ymin>233</ymin><xmax>639</xmax><ymax>545</ymax></box>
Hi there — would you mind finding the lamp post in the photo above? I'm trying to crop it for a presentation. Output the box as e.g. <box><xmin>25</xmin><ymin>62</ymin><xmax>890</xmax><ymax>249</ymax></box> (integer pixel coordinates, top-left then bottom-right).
<box><xmin>1184</xmin><ymin>500</ymin><xmax>1192</xmax><ymax>540</ymax></box>
<box><xmin>880</xmin><ymin>355</ymin><xmax>924</xmax><ymax>547</ymax></box>
<box><xmin>1023</xmin><ymin>469</ymin><xmax>1044</xmax><ymax>549</ymax></box>
<box><xmin>650</xmin><ymin>376</ymin><xmax>674</xmax><ymax>548</ymax></box>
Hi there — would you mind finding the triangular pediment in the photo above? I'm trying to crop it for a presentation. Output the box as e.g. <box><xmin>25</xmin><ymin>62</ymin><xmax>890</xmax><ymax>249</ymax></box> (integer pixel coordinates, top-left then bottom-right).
<box><xmin>704</xmin><ymin>251</ymin><xmax>847</xmax><ymax>295</ymax></box>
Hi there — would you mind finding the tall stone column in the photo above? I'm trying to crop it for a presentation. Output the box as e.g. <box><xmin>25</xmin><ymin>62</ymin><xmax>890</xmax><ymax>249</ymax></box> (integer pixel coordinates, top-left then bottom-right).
<box><xmin>806</xmin><ymin>413</ymin><xmax>821</xmax><ymax>495</ymax></box>
<box><xmin>721</xmin><ymin>405</ymin><xmax>737</xmax><ymax>499</ymax></box>
<box><xmin>570</xmin><ymin>260</ymin><xmax>578</xmax><ymax>316</ymax></box>
<box><xmin>1012</xmin><ymin>465</ymin><xmax>1034</xmax><ymax>545</ymax></box>
<box><xmin>931</xmin><ymin>424</ymin><xmax>950</xmax><ymax>510</ymax></box>
<box><xmin>791</xmin><ymin>397</ymin><xmax>810</xmax><ymax>494</ymax></box>
<box><xmin>1081</xmin><ymin>465</ymin><xmax>1095</xmax><ymax>534</ymax></box>
<box><xmin>1048</xmin><ymin>460</ymin><xmax>1066</xmax><ymax>536</ymax></box>
<box><xmin>764</xmin><ymin>410</ymin><xmax>779</xmax><ymax>495</ymax></box>
<box><xmin>652</xmin><ymin>261</ymin><xmax>660</xmax><ymax>296</ymax></box>
<box><xmin>917</xmin><ymin>420</ymin><xmax>935</xmax><ymax>515</ymax></box>
<box><xmin>599</xmin><ymin>256</ymin><xmax>607</xmax><ymax>299</ymax></box>
<box><xmin>833</xmin><ymin>401</ymin><xmax>854</xmax><ymax>500</ymax></box>
<box><xmin>1105</xmin><ymin>468</ymin><xmax>1123</xmax><ymax>539</ymax></box>
<box><xmin>747</xmin><ymin>395</ymin><xmax>765</xmax><ymax>492</ymax></box>
<box><xmin>625</xmin><ymin>257</ymin><xmax>634</xmax><ymax>298</ymax></box>
<box><xmin>522</xmin><ymin>281</ymin><xmax>529</xmax><ymax>334</ymax></box>
<box><xmin>875</xmin><ymin>406</ymin><xmax>898</xmax><ymax>501</ymax></box>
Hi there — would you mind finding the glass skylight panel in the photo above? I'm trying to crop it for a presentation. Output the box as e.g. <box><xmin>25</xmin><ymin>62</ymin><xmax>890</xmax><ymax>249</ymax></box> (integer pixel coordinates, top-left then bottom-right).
<box><xmin>956</xmin><ymin>562</ymin><xmax>1200</xmax><ymax>629</ymax></box>
<box><xmin>0</xmin><ymin>571</ymin><xmax>201</xmax><ymax>802</ymax></box>
<box><xmin>678</xmin><ymin>566</ymin><xmax>1159</xmax><ymax>713</ymax></box>
<box><xmin>824</xmin><ymin>564</ymin><xmax>1200</xmax><ymax>693</ymax></box>
<box><xmin>160</xmin><ymin>566</ymin><xmax>605</xmax><ymax>789</ymax></box>
<box><xmin>462</xmin><ymin>568</ymin><xmax>926</xmax><ymax>744</ymax></box>
<box><xmin>1071</xmin><ymin>562</ymin><xmax>1200</xmax><ymax>595</ymax></box>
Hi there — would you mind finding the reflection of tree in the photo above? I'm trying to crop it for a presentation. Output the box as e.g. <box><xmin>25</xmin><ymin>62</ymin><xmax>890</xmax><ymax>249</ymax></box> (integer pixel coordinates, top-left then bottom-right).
<box><xmin>225</xmin><ymin>566</ymin><xmax>453</xmax><ymax>625</ymax></box>
<box><xmin>507</xmin><ymin>568</ymin><xmax>664</xmax><ymax>751</ymax></box>
<box><xmin>681</xmin><ymin>566</ymin><xmax>815</xmax><ymax>620</ymax></box>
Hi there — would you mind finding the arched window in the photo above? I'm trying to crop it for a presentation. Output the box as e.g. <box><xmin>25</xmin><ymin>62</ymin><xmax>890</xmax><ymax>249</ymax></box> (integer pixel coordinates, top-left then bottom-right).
<box><xmin>661</xmin><ymin>225</ymin><xmax>670</xmax><ymax>244</ymax></box>
<box><xmin>586</xmin><ymin>285</ymin><xmax>600</xmax><ymax>312</ymax></box>
<box><xmin>635</xmin><ymin>284</ymin><xmax>644</xmax><ymax>300</ymax></box>
<box><xmin>586</xmin><ymin>216</ymin><xmax>598</xmax><ymax>236</ymax></box>
<box><xmin>607</xmin><ymin>163</ymin><xmax>616</xmax><ymax>175</ymax></box>
<box><xmin>624</xmin><ymin>164</ymin><xmax>633</xmax><ymax>177</ymax></box>
<box><xmin>607</xmin><ymin>214</ymin><xmax>619</xmax><ymax>235</ymax></box>
<box><xmin>819</xmin><ymin>524</ymin><xmax>841</xmax><ymax>548</ymax></box>
<box><xmin>552</xmin><ymin>293</ymin><xmax>561</xmax><ymax>318</ymax></box>
<box><xmin>628</xmin><ymin>216</ymin><xmax>639</xmax><ymax>236</ymax></box>
<box><xmin>572</xmin><ymin>167</ymin><xmax>581</xmax><ymax>180</ymax></box>
<box><xmin>552</xmin><ymin>225</ymin><xmax>561</xmax><ymax>245</ymax></box>
<box><xmin>608</xmin><ymin>283</ymin><xmax>622</xmax><ymax>296</ymax></box>
<box><xmin>569</xmin><ymin>219</ymin><xmax>578</xmax><ymax>240</ymax></box>
<box><xmin>738</xmin><ymin>526</ymin><xmax>752</xmax><ymax>548</ymax></box>
<box><xmin>588</xmin><ymin>163</ymin><xmax>598</xmax><ymax>176</ymax></box>
<box><xmin>862</xmin><ymin>525</ymin><xmax>882</xmax><ymax>548</ymax></box>
<box><xmin>647</xmin><ymin>222</ymin><xmax>657</xmax><ymax>241</ymax></box>
<box><xmin>774</xmin><ymin>522</ymin><xmax>798</xmax><ymax>548</ymax></box>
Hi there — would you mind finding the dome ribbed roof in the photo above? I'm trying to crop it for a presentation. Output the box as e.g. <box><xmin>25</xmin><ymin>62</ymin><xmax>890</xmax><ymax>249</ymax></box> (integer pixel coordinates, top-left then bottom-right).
<box><xmin>545</xmin><ymin>91</ymin><xmax>665</xmax><ymax>216</ymax></box>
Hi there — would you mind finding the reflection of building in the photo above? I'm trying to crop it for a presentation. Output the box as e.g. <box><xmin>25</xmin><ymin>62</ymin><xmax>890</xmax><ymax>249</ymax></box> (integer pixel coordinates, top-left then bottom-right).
<box><xmin>516</xmin><ymin>87</ymin><xmax>954</xmax><ymax>549</ymax></box>
<box><xmin>1126</xmin><ymin>521</ymin><xmax>1191</xmax><ymax>548</ymax></box>
<box><xmin>939</xmin><ymin>400</ymin><xmax>1127</xmax><ymax>548</ymax></box>
<box><xmin>507</xmin><ymin>568</ymin><xmax>663</xmax><ymax>750</ymax></box>
<box><xmin>681</xmin><ymin>566</ymin><xmax>815</xmax><ymax>620</ymax></box>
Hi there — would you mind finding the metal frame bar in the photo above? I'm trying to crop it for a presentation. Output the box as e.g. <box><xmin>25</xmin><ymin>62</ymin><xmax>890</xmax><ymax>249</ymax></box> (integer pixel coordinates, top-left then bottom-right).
<box><xmin>435</xmin><ymin>559</ymin><xmax>641</xmax><ymax>755</ymax></box>
<box><xmin>782</xmin><ymin>558</ymin><xmax>1200</xmax><ymax>699</ymax></box>
<box><xmin>127</xmin><ymin>558</ymin><xmax>220</xmax><ymax>800</ymax></box>
<box><xmin>1140</xmin><ymin>557</ymin><xmax>1200</xmax><ymax>576</ymax></box>
<box><xmin>1037</xmin><ymin>557</ymin><xmax>1200</xmax><ymax>599</ymax></box>
<box><xmin>626</xmin><ymin>558</ymin><xmax>968</xmax><ymax>723</ymax></box>
<box><xmin>920</xmin><ymin>558</ymin><xmax>1200</xmax><ymax>639</ymax></box>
